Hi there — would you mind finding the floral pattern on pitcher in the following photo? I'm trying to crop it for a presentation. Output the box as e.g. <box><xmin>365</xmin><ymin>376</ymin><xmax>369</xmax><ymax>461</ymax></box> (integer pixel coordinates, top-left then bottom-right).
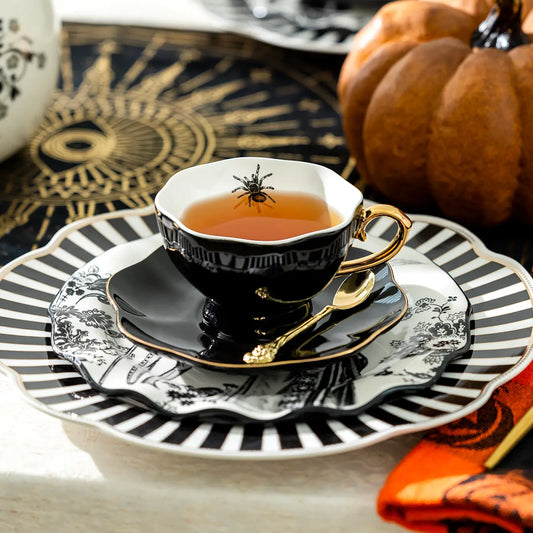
<box><xmin>0</xmin><ymin>18</ymin><xmax>46</xmax><ymax>120</ymax></box>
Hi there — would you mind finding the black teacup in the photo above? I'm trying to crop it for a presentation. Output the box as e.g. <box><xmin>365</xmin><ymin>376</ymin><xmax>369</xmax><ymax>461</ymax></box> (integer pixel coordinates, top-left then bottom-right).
<box><xmin>155</xmin><ymin>157</ymin><xmax>411</xmax><ymax>336</ymax></box>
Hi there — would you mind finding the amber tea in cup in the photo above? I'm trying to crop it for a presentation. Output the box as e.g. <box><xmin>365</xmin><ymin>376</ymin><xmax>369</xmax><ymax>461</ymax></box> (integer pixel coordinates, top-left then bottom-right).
<box><xmin>181</xmin><ymin>191</ymin><xmax>344</xmax><ymax>241</ymax></box>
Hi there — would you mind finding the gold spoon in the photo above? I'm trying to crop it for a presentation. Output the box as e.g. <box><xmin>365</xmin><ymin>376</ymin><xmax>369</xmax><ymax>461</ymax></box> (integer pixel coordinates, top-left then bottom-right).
<box><xmin>243</xmin><ymin>270</ymin><xmax>376</xmax><ymax>365</ymax></box>
<box><xmin>484</xmin><ymin>405</ymin><xmax>533</xmax><ymax>469</ymax></box>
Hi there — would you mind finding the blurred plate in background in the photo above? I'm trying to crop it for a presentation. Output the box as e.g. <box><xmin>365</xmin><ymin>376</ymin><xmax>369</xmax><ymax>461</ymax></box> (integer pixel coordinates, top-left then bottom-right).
<box><xmin>200</xmin><ymin>0</ymin><xmax>387</xmax><ymax>53</ymax></box>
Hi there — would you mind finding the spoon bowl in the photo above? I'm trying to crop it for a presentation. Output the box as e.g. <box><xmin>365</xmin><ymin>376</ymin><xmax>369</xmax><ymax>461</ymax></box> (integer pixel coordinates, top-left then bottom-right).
<box><xmin>332</xmin><ymin>269</ymin><xmax>376</xmax><ymax>309</ymax></box>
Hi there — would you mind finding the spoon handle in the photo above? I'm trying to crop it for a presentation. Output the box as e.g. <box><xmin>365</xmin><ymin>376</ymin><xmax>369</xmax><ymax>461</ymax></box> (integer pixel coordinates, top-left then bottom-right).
<box><xmin>243</xmin><ymin>305</ymin><xmax>334</xmax><ymax>364</ymax></box>
<box><xmin>484</xmin><ymin>404</ymin><xmax>533</xmax><ymax>469</ymax></box>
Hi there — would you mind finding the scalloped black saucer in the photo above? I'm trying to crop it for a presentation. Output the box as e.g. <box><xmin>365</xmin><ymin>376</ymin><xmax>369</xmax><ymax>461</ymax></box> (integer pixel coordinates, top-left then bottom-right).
<box><xmin>106</xmin><ymin>245</ymin><xmax>407</xmax><ymax>371</ymax></box>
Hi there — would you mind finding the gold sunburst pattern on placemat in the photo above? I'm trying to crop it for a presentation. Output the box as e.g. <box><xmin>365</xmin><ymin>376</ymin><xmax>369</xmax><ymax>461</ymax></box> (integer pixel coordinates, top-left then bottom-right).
<box><xmin>0</xmin><ymin>24</ymin><xmax>354</xmax><ymax>264</ymax></box>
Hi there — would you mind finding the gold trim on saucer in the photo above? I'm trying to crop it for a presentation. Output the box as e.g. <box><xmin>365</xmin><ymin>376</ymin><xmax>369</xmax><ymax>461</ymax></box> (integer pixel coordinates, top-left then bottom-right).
<box><xmin>105</xmin><ymin>265</ymin><xmax>407</xmax><ymax>370</ymax></box>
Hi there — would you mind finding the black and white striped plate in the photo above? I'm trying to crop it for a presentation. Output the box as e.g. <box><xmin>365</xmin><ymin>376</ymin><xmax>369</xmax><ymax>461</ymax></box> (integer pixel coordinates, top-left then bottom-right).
<box><xmin>0</xmin><ymin>206</ymin><xmax>532</xmax><ymax>459</ymax></box>
<box><xmin>200</xmin><ymin>0</ymin><xmax>383</xmax><ymax>54</ymax></box>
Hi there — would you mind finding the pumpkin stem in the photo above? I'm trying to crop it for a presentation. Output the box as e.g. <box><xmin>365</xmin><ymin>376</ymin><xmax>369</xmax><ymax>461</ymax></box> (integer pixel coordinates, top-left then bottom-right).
<box><xmin>471</xmin><ymin>0</ymin><xmax>529</xmax><ymax>50</ymax></box>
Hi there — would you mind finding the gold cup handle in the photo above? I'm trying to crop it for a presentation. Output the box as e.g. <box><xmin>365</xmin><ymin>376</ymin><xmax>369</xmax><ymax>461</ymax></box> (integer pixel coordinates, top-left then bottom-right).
<box><xmin>337</xmin><ymin>204</ymin><xmax>412</xmax><ymax>276</ymax></box>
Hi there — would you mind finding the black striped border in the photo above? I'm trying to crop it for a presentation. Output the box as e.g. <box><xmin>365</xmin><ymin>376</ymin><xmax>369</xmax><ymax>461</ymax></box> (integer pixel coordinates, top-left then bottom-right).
<box><xmin>0</xmin><ymin>205</ymin><xmax>532</xmax><ymax>459</ymax></box>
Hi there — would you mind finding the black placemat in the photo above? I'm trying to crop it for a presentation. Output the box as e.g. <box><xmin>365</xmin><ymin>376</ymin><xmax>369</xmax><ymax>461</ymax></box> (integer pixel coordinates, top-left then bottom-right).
<box><xmin>0</xmin><ymin>24</ymin><xmax>350</xmax><ymax>263</ymax></box>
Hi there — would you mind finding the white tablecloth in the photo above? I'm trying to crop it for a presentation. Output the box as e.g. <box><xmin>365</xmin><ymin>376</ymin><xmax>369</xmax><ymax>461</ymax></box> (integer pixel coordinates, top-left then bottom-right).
<box><xmin>0</xmin><ymin>2</ymin><xmax>417</xmax><ymax>531</ymax></box>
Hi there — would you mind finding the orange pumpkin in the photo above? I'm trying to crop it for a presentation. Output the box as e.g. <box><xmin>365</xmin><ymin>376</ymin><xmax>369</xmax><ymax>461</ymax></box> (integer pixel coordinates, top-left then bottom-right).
<box><xmin>338</xmin><ymin>0</ymin><xmax>533</xmax><ymax>226</ymax></box>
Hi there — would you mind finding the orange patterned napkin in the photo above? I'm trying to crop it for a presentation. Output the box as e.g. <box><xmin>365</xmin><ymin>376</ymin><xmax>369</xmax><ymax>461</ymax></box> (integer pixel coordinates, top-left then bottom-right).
<box><xmin>378</xmin><ymin>363</ymin><xmax>533</xmax><ymax>533</ymax></box>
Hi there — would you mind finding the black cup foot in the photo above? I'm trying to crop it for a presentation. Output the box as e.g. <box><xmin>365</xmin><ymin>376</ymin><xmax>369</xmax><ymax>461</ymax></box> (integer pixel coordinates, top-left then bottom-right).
<box><xmin>201</xmin><ymin>298</ymin><xmax>312</xmax><ymax>341</ymax></box>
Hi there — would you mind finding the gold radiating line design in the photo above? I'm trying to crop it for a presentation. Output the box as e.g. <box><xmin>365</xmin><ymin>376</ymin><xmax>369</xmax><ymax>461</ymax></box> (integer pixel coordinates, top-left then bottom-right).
<box><xmin>179</xmin><ymin>80</ymin><xmax>246</xmax><ymax>110</ymax></box>
<box><xmin>208</xmin><ymin>105</ymin><xmax>293</xmax><ymax>127</ymax></box>
<box><xmin>241</xmin><ymin>120</ymin><xmax>300</xmax><ymax>133</ymax></box>
<box><xmin>115</xmin><ymin>33</ymin><xmax>166</xmax><ymax>92</ymax></box>
<box><xmin>66</xmin><ymin>203</ymin><xmax>77</xmax><ymax>222</ymax></box>
<box><xmin>310</xmin><ymin>155</ymin><xmax>342</xmax><ymax>165</ymax></box>
<box><xmin>310</xmin><ymin>118</ymin><xmax>338</xmax><ymax>128</ymax></box>
<box><xmin>222</xmin><ymin>90</ymin><xmax>270</xmax><ymax>109</ymax></box>
<box><xmin>217</xmin><ymin>134</ymin><xmax>310</xmax><ymax>150</ymax></box>
<box><xmin>128</xmin><ymin>61</ymin><xmax>186</xmax><ymax>98</ymax></box>
<box><xmin>76</xmin><ymin>41</ymin><xmax>117</xmax><ymax>99</ymax></box>
<box><xmin>120</xmin><ymin>193</ymin><xmax>155</xmax><ymax>209</ymax></box>
<box><xmin>342</xmin><ymin>157</ymin><xmax>357</xmax><ymax>180</ymax></box>
<box><xmin>34</xmin><ymin>206</ymin><xmax>56</xmax><ymax>245</ymax></box>
<box><xmin>0</xmin><ymin>200</ymin><xmax>38</xmax><ymax>236</ymax></box>
<box><xmin>177</xmin><ymin>57</ymin><xmax>235</xmax><ymax>94</ymax></box>
<box><xmin>85</xmin><ymin>163</ymin><xmax>107</xmax><ymax>186</ymax></box>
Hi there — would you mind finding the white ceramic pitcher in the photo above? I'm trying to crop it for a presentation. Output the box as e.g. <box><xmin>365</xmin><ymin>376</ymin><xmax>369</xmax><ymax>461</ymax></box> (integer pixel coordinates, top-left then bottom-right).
<box><xmin>0</xmin><ymin>1</ymin><xmax>60</xmax><ymax>162</ymax></box>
